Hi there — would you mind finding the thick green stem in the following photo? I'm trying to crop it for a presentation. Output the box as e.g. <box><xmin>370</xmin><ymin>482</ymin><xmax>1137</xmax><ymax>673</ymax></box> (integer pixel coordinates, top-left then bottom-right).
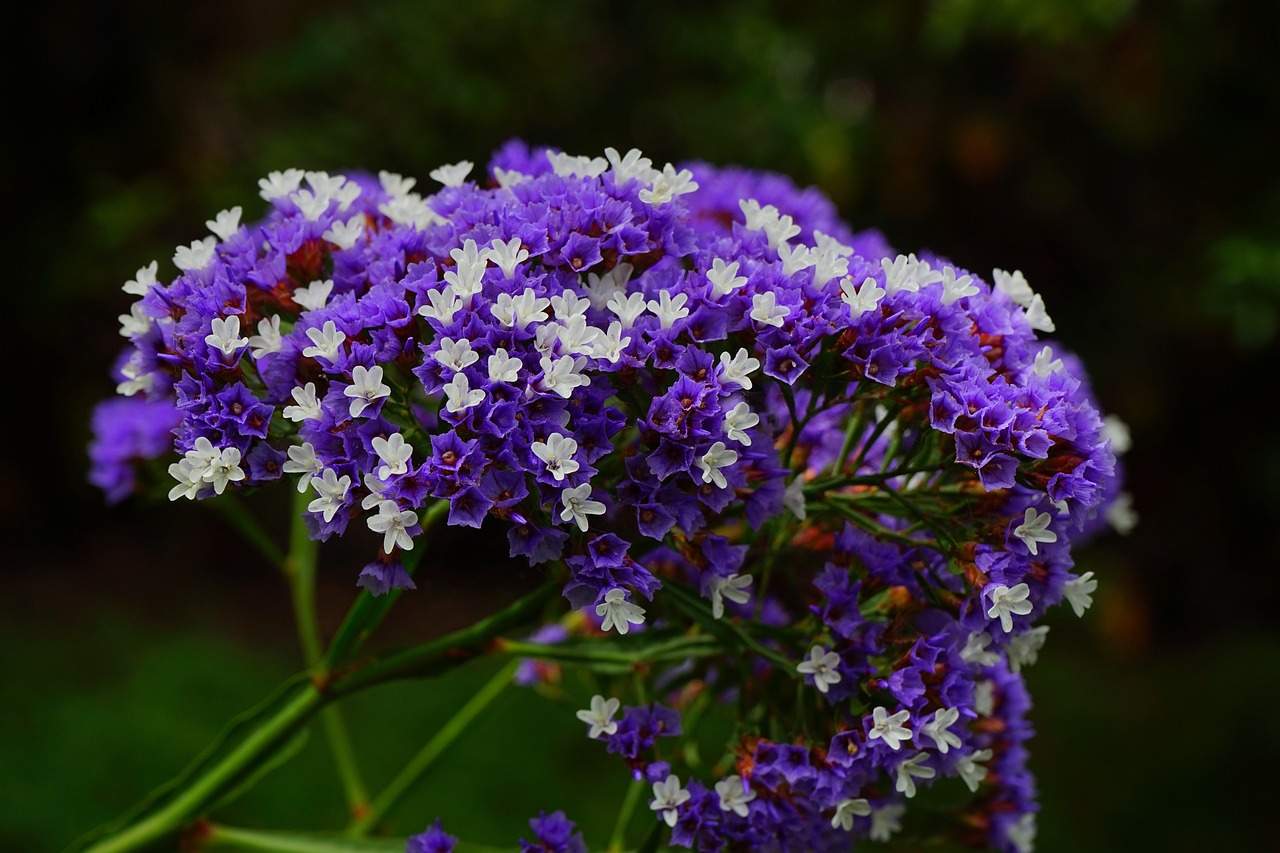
<box><xmin>203</xmin><ymin>824</ymin><xmax>402</xmax><ymax>852</ymax></box>
<box><xmin>286</xmin><ymin>490</ymin><xmax>369</xmax><ymax>817</ymax></box>
<box><xmin>347</xmin><ymin>659</ymin><xmax>520</xmax><ymax>837</ymax></box>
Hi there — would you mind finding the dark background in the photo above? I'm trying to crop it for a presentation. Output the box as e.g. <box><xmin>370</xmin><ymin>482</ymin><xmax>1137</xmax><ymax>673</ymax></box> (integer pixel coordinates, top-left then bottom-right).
<box><xmin>4</xmin><ymin>1</ymin><xmax>1279</xmax><ymax>851</ymax></box>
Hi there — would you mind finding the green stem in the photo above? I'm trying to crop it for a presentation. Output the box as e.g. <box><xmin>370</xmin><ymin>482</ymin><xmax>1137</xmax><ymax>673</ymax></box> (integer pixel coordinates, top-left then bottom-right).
<box><xmin>216</xmin><ymin>494</ymin><xmax>285</xmax><ymax>569</ymax></box>
<box><xmin>607</xmin><ymin>777</ymin><xmax>646</xmax><ymax>853</ymax></box>
<box><xmin>347</xmin><ymin>659</ymin><xmax>520</xmax><ymax>837</ymax></box>
<box><xmin>286</xmin><ymin>490</ymin><xmax>370</xmax><ymax>817</ymax></box>
<box><xmin>204</xmin><ymin>824</ymin><xmax>403</xmax><ymax>852</ymax></box>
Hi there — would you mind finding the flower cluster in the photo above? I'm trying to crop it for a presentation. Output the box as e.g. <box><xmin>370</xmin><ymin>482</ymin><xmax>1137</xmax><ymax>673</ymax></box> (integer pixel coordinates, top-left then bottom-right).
<box><xmin>91</xmin><ymin>141</ymin><xmax>1128</xmax><ymax>851</ymax></box>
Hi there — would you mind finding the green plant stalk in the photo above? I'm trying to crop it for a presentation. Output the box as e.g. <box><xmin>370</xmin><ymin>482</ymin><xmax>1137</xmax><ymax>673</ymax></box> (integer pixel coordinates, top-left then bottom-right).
<box><xmin>347</xmin><ymin>659</ymin><xmax>521</xmax><ymax>837</ymax></box>
<box><xmin>204</xmin><ymin>824</ymin><xmax>403</xmax><ymax>852</ymax></box>
<box><xmin>286</xmin><ymin>489</ymin><xmax>370</xmax><ymax>818</ymax></box>
<box><xmin>216</xmin><ymin>494</ymin><xmax>286</xmax><ymax>569</ymax></box>
<box><xmin>606</xmin><ymin>777</ymin><xmax>646</xmax><ymax>853</ymax></box>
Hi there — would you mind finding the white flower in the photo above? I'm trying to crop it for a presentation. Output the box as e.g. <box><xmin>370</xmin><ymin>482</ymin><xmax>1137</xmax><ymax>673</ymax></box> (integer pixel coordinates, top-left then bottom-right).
<box><xmin>867</xmin><ymin>706</ymin><xmax>912</xmax><ymax>750</ymax></box>
<box><xmin>302</xmin><ymin>320</ymin><xmax>345</xmax><ymax>363</ymax></box>
<box><xmin>763</xmin><ymin>213</ymin><xmax>800</xmax><ymax>249</ymax></box>
<box><xmin>378</xmin><ymin>170</ymin><xmax>416</xmax><ymax>198</ymax></box>
<box><xmin>1101</xmin><ymin>414</ymin><xmax>1132</xmax><ymax>455</ymax></box>
<box><xmin>258</xmin><ymin>168</ymin><xmax>305</xmax><ymax>202</ymax></box>
<box><xmin>750</xmin><ymin>291</ymin><xmax>790</xmax><ymax>327</ymax></box>
<box><xmin>305</xmin><ymin>171</ymin><xmax>347</xmax><ymax>197</ymax></box>
<box><xmin>167</xmin><ymin>459</ymin><xmax>205</xmax><ymax>501</ymax></box>
<box><xmin>293</xmin><ymin>279</ymin><xmax>333</xmax><ymax>312</ymax></box>
<box><xmin>940</xmin><ymin>266</ymin><xmax>979</xmax><ymax>306</ymax></box>
<box><xmin>282</xmin><ymin>442</ymin><xmax>324</xmax><ymax>492</ymax></box>
<box><xmin>960</xmin><ymin>632</ymin><xmax>1001</xmax><ymax>667</ymax></box>
<box><xmin>555</xmin><ymin>316</ymin><xmax>602</xmax><ymax>356</ymax></box>
<box><xmin>696</xmin><ymin>441</ymin><xmax>738</xmax><ymax>489</ymax></box>
<box><xmin>1063</xmin><ymin>571</ymin><xmax>1097</xmax><ymax>617</ymax></box>
<box><xmin>588</xmin><ymin>321</ymin><xmax>631</xmax><ymax>363</ymax></box>
<box><xmin>649</xmin><ymin>774</ymin><xmax>691</xmax><ymax>827</ymax></box>
<box><xmin>796</xmin><ymin>646</ymin><xmax>842</xmax><ymax>694</ymax></box>
<box><xmin>206</xmin><ymin>207</ymin><xmax>242</xmax><ymax>241</ymax></box>
<box><xmin>869</xmin><ymin>803</ymin><xmax>906</xmax><ymax>843</ymax></box>
<box><xmin>605</xmin><ymin>147</ymin><xmax>657</xmax><ymax>186</ymax></box>
<box><xmin>1012</xmin><ymin>507</ymin><xmax>1058</xmax><ymax>555</ymax></box>
<box><xmin>173</xmin><ymin>237</ymin><xmax>217</xmax><ymax>271</ymax></box>
<box><xmin>1008</xmin><ymin>625</ymin><xmax>1050</xmax><ymax>673</ymax></box>
<box><xmin>639</xmin><ymin>163</ymin><xmax>698</xmax><ymax>205</ymax></box>
<box><xmin>434</xmin><ymin>337</ymin><xmax>479</xmax><ymax>373</ymax></box>
<box><xmin>307</xmin><ymin>468</ymin><xmax>351</xmax><ymax>522</ymax></box>
<box><xmin>362</xmin><ymin>472</ymin><xmax>391</xmax><ymax>511</ymax></box>
<box><xmin>723</xmin><ymin>402</ymin><xmax>759</xmax><ymax>446</ymax></box>
<box><xmin>714</xmin><ymin>775</ymin><xmax>756</xmax><ymax>817</ymax></box>
<box><xmin>122</xmin><ymin>261</ymin><xmax>159</xmax><ymax>296</ymax></box>
<box><xmin>539</xmin><ymin>354</ymin><xmax>590</xmax><ymax>398</ymax></box>
<box><xmin>738</xmin><ymin>198</ymin><xmax>777</xmax><ymax>231</ymax></box>
<box><xmin>1106</xmin><ymin>491</ymin><xmax>1139</xmax><ymax>534</ymax></box>
<box><xmin>290</xmin><ymin>188</ymin><xmax>331</xmax><ymax>222</ymax></box>
<box><xmin>575</xmin><ymin>694</ymin><xmax>621</xmax><ymax>739</ymax></box>
<box><xmin>204</xmin><ymin>316</ymin><xmax>248</xmax><ymax>357</ymax></box>
<box><xmin>778</xmin><ymin>242</ymin><xmax>816</xmax><ymax>276</ymax></box>
<box><xmin>115</xmin><ymin>352</ymin><xmax>152</xmax><ymax>397</ymax></box>
<box><xmin>584</xmin><ymin>262</ymin><xmax>633</xmax><ymax>310</ymax></box>
<box><xmin>646</xmin><ymin>289</ymin><xmax>690</xmax><ymax>329</ymax></box>
<box><xmin>993</xmin><ymin>268</ymin><xmax>1034</xmax><ymax>306</ymax></box>
<box><xmin>831</xmin><ymin>797</ymin><xmax>871</xmax><ymax>831</ymax></box>
<box><xmin>323</xmin><ymin>215</ymin><xmax>365</xmax><ymax>250</ymax></box>
<box><xmin>418</xmin><ymin>287</ymin><xmax>463</xmax><ymax>325</ymax></box>
<box><xmin>706</xmin><ymin>258</ymin><xmax>748</xmax><ymax>297</ymax></box>
<box><xmin>596</xmin><ymin>588</ymin><xmax>645</xmax><ymax>635</ymax></box>
<box><xmin>881</xmin><ymin>254</ymin><xmax>927</xmax><ymax>294</ymax></box>
<box><xmin>708</xmin><ymin>573</ymin><xmax>752</xmax><ymax>619</ymax></box>
<box><xmin>282</xmin><ymin>382</ymin><xmax>323</xmax><ymax>423</ymax></box>
<box><xmin>248</xmin><ymin>315</ymin><xmax>283</xmax><ymax>359</ymax></box>
<box><xmin>371</xmin><ymin>432</ymin><xmax>414</xmax><ymax>479</ymax></box>
<box><xmin>367</xmin><ymin>499</ymin><xmax>417</xmax><ymax>552</ymax></box>
<box><xmin>429</xmin><ymin>160</ymin><xmax>473</xmax><ymax>186</ymax></box>
<box><xmin>442</xmin><ymin>372</ymin><xmax>485</xmax><ymax>413</ymax></box>
<box><xmin>922</xmin><ymin>707</ymin><xmax>962</xmax><ymax>754</ymax></box>
<box><xmin>493</xmin><ymin>166</ymin><xmax>526</xmax><ymax>188</ymax></box>
<box><xmin>606</xmin><ymin>291</ymin><xmax>648</xmax><ymax>328</ymax></box>
<box><xmin>956</xmin><ymin>748</ymin><xmax>993</xmax><ymax>792</ymax></box>
<box><xmin>1025</xmin><ymin>293</ymin><xmax>1055</xmax><ymax>333</ymax></box>
<box><xmin>444</xmin><ymin>240</ymin><xmax>489</xmax><ymax>300</ymax></box>
<box><xmin>547</xmin><ymin>151</ymin><xmax>608</xmax><ymax>178</ymax></box>
<box><xmin>986</xmin><ymin>583</ymin><xmax>1034</xmax><ymax>633</ymax></box>
<box><xmin>560</xmin><ymin>483</ymin><xmax>605</xmax><ymax>531</ymax></box>
<box><xmin>1007</xmin><ymin>812</ymin><xmax>1037</xmax><ymax>853</ymax></box>
<box><xmin>783</xmin><ymin>476</ymin><xmax>807</xmax><ymax>520</ymax></box>
<box><xmin>487</xmin><ymin>348</ymin><xmax>523</xmax><ymax>383</ymax></box>
<box><xmin>973</xmin><ymin>680</ymin><xmax>996</xmax><ymax>716</ymax></box>
<box><xmin>491</xmin><ymin>289</ymin><xmax>550</xmax><ymax>329</ymax></box>
<box><xmin>840</xmin><ymin>276</ymin><xmax>885</xmax><ymax>319</ymax></box>
<box><xmin>334</xmin><ymin>179</ymin><xmax>362</xmax><ymax>212</ymax></box>
<box><xmin>1032</xmin><ymin>345</ymin><xmax>1063</xmax><ymax>377</ymax></box>
<box><xmin>532</xmin><ymin>433</ymin><xmax>579</xmax><ymax>481</ymax></box>
<box><xmin>549</xmin><ymin>291</ymin><xmax>589</xmax><ymax>323</ymax></box>
<box><xmin>487</xmin><ymin>237</ymin><xmax>529</xmax><ymax>279</ymax></box>
<box><xmin>718</xmin><ymin>348</ymin><xmax>760</xmax><ymax>390</ymax></box>
<box><xmin>379</xmin><ymin>192</ymin><xmax>446</xmax><ymax>230</ymax></box>
<box><xmin>344</xmin><ymin>364</ymin><xmax>391</xmax><ymax>418</ymax></box>
<box><xmin>894</xmin><ymin>752</ymin><xmax>935</xmax><ymax>798</ymax></box>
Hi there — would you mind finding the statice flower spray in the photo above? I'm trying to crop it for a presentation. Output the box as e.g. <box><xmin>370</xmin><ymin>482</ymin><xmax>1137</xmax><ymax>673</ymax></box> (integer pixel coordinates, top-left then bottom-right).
<box><xmin>87</xmin><ymin>140</ymin><xmax>1129</xmax><ymax>853</ymax></box>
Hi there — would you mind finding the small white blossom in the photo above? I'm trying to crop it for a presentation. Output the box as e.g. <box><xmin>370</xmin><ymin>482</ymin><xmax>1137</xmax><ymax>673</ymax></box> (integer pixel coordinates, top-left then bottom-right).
<box><xmin>434</xmin><ymin>337</ymin><xmax>479</xmax><ymax>373</ymax></box>
<box><xmin>584</xmin><ymin>262</ymin><xmax>633</xmax><ymax>310</ymax></box>
<box><xmin>575</xmin><ymin>694</ymin><xmax>621</xmax><ymax>739</ymax></box>
<box><xmin>940</xmin><ymin>266</ymin><xmax>979</xmax><ymax>306</ymax></box>
<box><xmin>960</xmin><ymin>632</ymin><xmax>1001</xmax><ymax>667</ymax></box>
<box><xmin>881</xmin><ymin>253</ymin><xmax>940</xmax><ymax>295</ymax></box>
<box><xmin>492</xmin><ymin>289</ymin><xmax>550</xmax><ymax>329</ymax></box>
<box><xmin>647</xmin><ymin>289</ymin><xmax>690</xmax><ymax>329</ymax></box>
<box><xmin>487</xmin><ymin>348</ymin><xmax>523</xmax><ymax>383</ymax></box>
<box><xmin>596</xmin><ymin>588</ymin><xmax>645</xmax><ymax>635</ymax></box>
<box><xmin>556</xmin><ymin>316</ymin><xmax>603</xmax><ymax>356</ymax></box>
<box><xmin>418</xmin><ymin>287</ymin><xmax>463</xmax><ymax>325</ymax></box>
<box><xmin>379</xmin><ymin>192</ymin><xmax>446</xmax><ymax>230</ymax></box>
<box><xmin>956</xmin><ymin>748</ymin><xmax>993</xmax><ymax>792</ymax></box>
<box><xmin>204</xmin><ymin>316</ymin><xmax>248</xmax><ymax>358</ymax></box>
<box><xmin>444</xmin><ymin>239</ymin><xmax>489</xmax><ymax>300</ymax></box>
<box><xmin>1012</xmin><ymin>507</ymin><xmax>1057</xmax><ymax>555</ymax></box>
<box><xmin>551</xmin><ymin>290</ymin><xmax>591</xmax><ymax>322</ymax></box>
<box><xmin>371</xmin><ymin>432</ymin><xmax>414</xmax><ymax>479</ymax></box>
<box><xmin>1063</xmin><ymin>571</ymin><xmax>1098</xmax><ymax>617</ymax></box>
<box><xmin>708</xmin><ymin>573</ymin><xmax>752</xmax><ymax>619</ymax></box>
<box><xmin>442</xmin><ymin>372</ymin><xmax>485</xmax><ymax>413</ymax></box>
<box><xmin>487</xmin><ymin>237</ymin><xmax>529</xmax><ymax>279</ymax></box>
<box><xmin>532</xmin><ymin>433</ymin><xmax>579</xmax><ymax>482</ymax></box>
<box><xmin>282</xmin><ymin>443</ymin><xmax>324</xmax><ymax>493</ymax></box>
<box><xmin>560</xmin><ymin>483</ymin><xmax>605</xmax><ymax>531</ymax></box>
<box><xmin>604</xmin><ymin>147</ymin><xmax>657</xmax><ymax>186</ymax></box>
<box><xmin>307</xmin><ymin>468</ymin><xmax>351</xmax><ymax>522</ymax></box>
<box><xmin>639</xmin><ymin>163</ymin><xmax>698</xmax><ymax>205</ymax></box>
<box><xmin>258</xmin><ymin>168</ymin><xmax>305</xmax><ymax>202</ymax></box>
<box><xmin>831</xmin><ymin>797</ymin><xmax>871</xmax><ymax>831</ymax></box>
<box><xmin>362</xmin><ymin>472</ymin><xmax>391</xmax><ymax>511</ymax></box>
<box><xmin>334</xmin><ymin>180</ymin><xmax>361</xmax><ymax>211</ymax></box>
<box><xmin>750</xmin><ymin>291</ymin><xmax>790</xmax><ymax>327</ymax></box>
<box><xmin>1106</xmin><ymin>491</ymin><xmax>1139</xmax><ymax>534</ymax></box>
<box><xmin>547</xmin><ymin>151</ymin><xmax>608</xmax><ymax>179</ymax></box>
<box><xmin>1025</xmin><ymin>293</ymin><xmax>1055</xmax><ymax>333</ymax></box>
<box><xmin>840</xmin><ymin>276</ymin><xmax>885</xmax><ymax>319</ymax></box>
<box><xmin>378</xmin><ymin>170</ymin><xmax>416</xmax><ymax>198</ymax></box>
<box><xmin>606</xmin><ymin>291</ymin><xmax>648</xmax><ymax>328</ymax></box>
<box><xmin>993</xmin><ymin>267</ymin><xmax>1034</xmax><ymax>306</ymax></box>
<box><xmin>1008</xmin><ymin>625</ymin><xmax>1050</xmax><ymax>673</ymax></box>
<box><xmin>738</xmin><ymin>198</ymin><xmax>777</xmax><ymax>231</ymax></box>
<box><xmin>718</xmin><ymin>348</ymin><xmax>760</xmax><ymax>390</ymax></box>
<box><xmin>305</xmin><ymin>171</ymin><xmax>347</xmax><ymax>197</ymax></box>
<box><xmin>796</xmin><ymin>646</ymin><xmax>842</xmax><ymax>694</ymax></box>
<box><xmin>323</xmin><ymin>215</ymin><xmax>365</xmax><ymax>249</ymax></box>
<box><xmin>115</xmin><ymin>353</ymin><xmax>152</xmax><ymax>397</ymax></box>
<box><xmin>293</xmin><ymin>279</ymin><xmax>333</xmax><ymax>312</ymax></box>
<box><xmin>868</xmin><ymin>706</ymin><xmax>912</xmax><ymax>750</ymax></box>
<box><xmin>1007</xmin><ymin>813</ymin><xmax>1037</xmax><ymax>853</ymax></box>
<box><xmin>1101</xmin><ymin>414</ymin><xmax>1132</xmax><ymax>455</ymax></box>
<box><xmin>492</xmin><ymin>166</ymin><xmax>527</xmax><ymax>188</ymax></box>
<box><xmin>706</xmin><ymin>258</ymin><xmax>748</xmax><ymax>297</ymax></box>
<box><xmin>869</xmin><ymin>804</ymin><xmax>906</xmax><ymax>843</ymax></box>
<box><xmin>649</xmin><ymin>774</ymin><xmax>690</xmax><ymax>827</ymax></box>
<box><xmin>117</xmin><ymin>303</ymin><xmax>152</xmax><ymax>338</ymax></box>
<box><xmin>714</xmin><ymin>775</ymin><xmax>756</xmax><ymax>817</ymax></box>
<box><xmin>344</xmin><ymin>364</ymin><xmax>390</xmax><ymax>418</ymax></box>
<box><xmin>986</xmin><ymin>583</ymin><xmax>1034</xmax><ymax>633</ymax></box>
<box><xmin>367</xmin><ymin>499</ymin><xmax>417</xmax><ymax>552</ymax></box>
<box><xmin>697</xmin><ymin>441</ymin><xmax>738</xmax><ymax>489</ymax></box>
<box><xmin>1032</xmin><ymin>345</ymin><xmax>1064</xmax><ymax>377</ymax></box>
<box><xmin>922</xmin><ymin>707</ymin><xmax>962</xmax><ymax>754</ymax></box>
<box><xmin>248</xmin><ymin>315</ymin><xmax>283</xmax><ymax>359</ymax></box>
<box><xmin>282</xmin><ymin>382</ymin><xmax>323</xmax><ymax>423</ymax></box>
<box><xmin>894</xmin><ymin>753</ymin><xmax>935</xmax><ymax>798</ymax></box>
<box><xmin>539</xmin><ymin>354</ymin><xmax>590</xmax><ymax>398</ymax></box>
<box><xmin>723</xmin><ymin>402</ymin><xmax>759</xmax><ymax>446</ymax></box>
<box><xmin>783</xmin><ymin>476</ymin><xmax>807</xmax><ymax>520</ymax></box>
<box><xmin>167</xmin><ymin>459</ymin><xmax>205</xmax><ymax>501</ymax></box>
<box><xmin>763</xmin><ymin>213</ymin><xmax>801</xmax><ymax>250</ymax></box>
<box><xmin>778</xmin><ymin>242</ymin><xmax>816</xmax><ymax>277</ymax></box>
<box><xmin>302</xmin><ymin>321</ymin><xmax>345</xmax><ymax>363</ymax></box>
<box><xmin>973</xmin><ymin>680</ymin><xmax>996</xmax><ymax>717</ymax></box>
<box><xmin>122</xmin><ymin>261</ymin><xmax>159</xmax><ymax>296</ymax></box>
<box><xmin>206</xmin><ymin>207</ymin><xmax>242</xmax><ymax>241</ymax></box>
<box><xmin>173</xmin><ymin>237</ymin><xmax>217</xmax><ymax>272</ymax></box>
<box><xmin>290</xmin><ymin>188</ymin><xmax>331</xmax><ymax>222</ymax></box>
<box><xmin>588</xmin><ymin>321</ymin><xmax>631</xmax><ymax>363</ymax></box>
<box><xmin>429</xmin><ymin>160</ymin><xmax>474</xmax><ymax>186</ymax></box>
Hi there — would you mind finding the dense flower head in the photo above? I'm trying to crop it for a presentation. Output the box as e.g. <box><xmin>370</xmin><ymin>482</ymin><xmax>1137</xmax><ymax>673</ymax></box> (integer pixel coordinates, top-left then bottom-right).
<box><xmin>93</xmin><ymin>141</ymin><xmax>1127</xmax><ymax>851</ymax></box>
